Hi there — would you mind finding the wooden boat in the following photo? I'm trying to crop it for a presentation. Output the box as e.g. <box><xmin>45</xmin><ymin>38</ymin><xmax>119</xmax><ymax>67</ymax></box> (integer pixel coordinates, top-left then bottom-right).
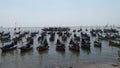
<box><xmin>86</xmin><ymin>29</ymin><xmax>88</xmax><ymax>31</ymax></box>
<box><xmin>37</xmin><ymin>45</ymin><xmax>49</xmax><ymax>51</ymax></box>
<box><xmin>94</xmin><ymin>41</ymin><xmax>101</xmax><ymax>47</ymax></box>
<box><xmin>56</xmin><ymin>44</ymin><xmax>65</xmax><ymax>51</ymax></box>
<box><xmin>42</xmin><ymin>27</ymin><xmax>70</xmax><ymax>31</ymax></box>
<box><xmin>90</xmin><ymin>31</ymin><xmax>96</xmax><ymax>36</ymax></box>
<box><xmin>74</xmin><ymin>36</ymin><xmax>80</xmax><ymax>41</ymax></box>
<box><xmin>69</xmin><ymin>39</ymin><xmax>80</xmax><ymax>51</ymax></box>
<box><xmin>2</xmin><ymin>32</ymin><xmax>10</xmax><ymax>36</ymax></box>
<box><xmin>81</xmin><ymin>44</ymin><xmax>90</xmax><ymax>50</ymax></box>
<box><xmin>0</xmin><ymin>35</ymin><xmax>11</xmax><ymax>42</ymax></box>
<box><xmin>62</xmin><ymin>36</ymin><xmax>67</xmax><ymax>41</ymax></box>
<box><xmin>19</xmin><ymin>42</ymin><xmax>33</xmax><ymax>52</ymax></box>
<box><xmin>19</xmin><ymin>46</ymin><xmax>33</xmax><ymax>52</ymax></box>
<box><xmin>16</xmin><ymin>31</ymin><xmax>21</xmax><ymax>34</ymax></box>
<box><xmin>13</xmin><ymin>34</ymin><xmax>24</xmax><ymax>41</ymax></box>
<box><xmin>56</xmin><ymin>39</ymin><xmax>61</xmax><ymax>45</ymax></box>
<box><xmin>69</xmin><ymin>45</ymin><xmax>80</xmax><ymax>51</ymax></box>
<box><xmin>37</xmin><ymin>37</ymin><xmax>49</xmax><ymax>51</ymax></box>
<box><xmin>109</xmin><ymin>40</ymin><xmax>120</xmax><ymax>47</ymax></box>
<box><xmin>27</xmin><ymin>37</ymin><xmax>33</xmax><ymax>45</ymax></box>
<box><xmin>38</xmin><ymin>36</ymin><xmax>42</xmax><ymax>43</ymax></box>
<box><xmin>0</xmin><ymin>31</ymin><xmax>4</xmax><ymax>35</ymax></box>
<box><xmin>81</xmin><ymin>38</ymin><xmax>90</xmax><ymax>45</ymax></box>
<box><xmin>73</xmin><ymin>30</ymin><xmax>76</xmax><ymax>32</ymax></box>
<box><xmin>31</xmin><ymin>31</ymin><xmax>39</xmax><ymax>37</ymax></box>
<box><xmin>1</xmin><ymin>41</ymin><xmax>17</xmax><ymax>52</ymax></box>
<box><xmin>77</xmin><ymin>30</ymin><xmax>80</xmax><ymax>32</ymax></box>
<box><xmin>49</xmin><ymin>36</ymin><xmax>54</xmax><ymax>41</ymax></box>
<box><xmin>57</xmin><ymin>31</ymin><xmax>62</xmax><ymax>36</ymax></box>
<box><xmin>56</xmin><ymin>39</ymin><xmax>65</xmax><ymax>51</ymax></box>
<box><xmin>1</xmin><ymin>46</ymin><xmax>17</xmax><ymax>52</ymax></box>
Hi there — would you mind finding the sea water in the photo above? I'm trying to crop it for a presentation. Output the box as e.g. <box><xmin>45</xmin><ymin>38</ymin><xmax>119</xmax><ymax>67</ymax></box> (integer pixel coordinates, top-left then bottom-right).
<box><xmin>0</xmin><ymin>26</ymin><xmax>119</xmax><ymax>68</ymax></box>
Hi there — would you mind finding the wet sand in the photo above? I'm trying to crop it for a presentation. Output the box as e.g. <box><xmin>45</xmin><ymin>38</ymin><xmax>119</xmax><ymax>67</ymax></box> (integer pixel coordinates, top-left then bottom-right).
<box><xmin>54</xmin><ymin>62</ymin><xmax>120</xmax><ymax>68</ymax></box>
<box><xmin>79</xmin><ymin>62</ymin><xmax>120</xmax><ymax>68</ymax></box>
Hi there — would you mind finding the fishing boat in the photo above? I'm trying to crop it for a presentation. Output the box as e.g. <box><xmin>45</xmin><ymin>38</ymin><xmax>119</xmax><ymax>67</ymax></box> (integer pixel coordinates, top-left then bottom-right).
<box><xmin>37</xmin><ymin>45</ymin><xmax>49</xmax><ymax>51</ymax></box>
<box><xmin>62</xmin><ymin>35</ymin><xmax>67</xmax><ymax>41</ymax></box>
<box><xmin>81</xmin><ymin>37</ymin><xmax>90</xmax><ymax>50</ymax></box>
<box><xmin>19</xmin><ymin>42</ymin><xmax>33</xmax><ymax>52</ymax></box>
<box><xmin>56</xmin><ymin>39</ymin><xmax>65</xmax><ymax>51</ymax></box>
<box><xmin>19</xmin><ymin>46</ymin><xmax>33</xmax><ymax>52</ymax></box>
<box><xmin>1</xmin><ymin>41</ymin><xmax>17</xmax><ymax>52</ymax></box>
<box><xmin>109</xmin><ymin>40</ymin><xmax>120</xmax><ymax>47</ymax></box>
<box><xmin>69</xmin><ymin>45</ymin><xmax>80</xmax><ymax>51</ymax></box>
<box><xmin>69</xmin><ymin>39</ymin><xmax>80</xmax><ymax>51</ymax></box>
<box><xmin>49</xmin><ymin>33</ymin><xmax>55</xmax><ymax>42</ymax></box>
<box><xmin>81</xmin><ymin>44</ymin><xmax>90</xmax><ymax>50</ymax></box>
<box><xmin>1</xmin><ymin>46</ymin><xmax>17</xmax><ymax>52</ymax></box>
<box><xmin>37</xmin><ymin>38</ymin><xmax>49</xmax><ymax>52</ymax></box>
<box><xmin>56</xmin><ymin>44</ymin><xmax>65</xmax><ymax>51</ymax></box>
<box><xmin>94</xmin><ymin>41</ymin><xmax>101</xmax><ymax>47</ymax></box>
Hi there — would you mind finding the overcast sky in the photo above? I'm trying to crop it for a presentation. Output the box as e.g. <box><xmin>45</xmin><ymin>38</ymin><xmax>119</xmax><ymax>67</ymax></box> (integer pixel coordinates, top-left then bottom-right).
<box><xmin>0</xmin><ymin>0</ymin><xmax>120</xmax><ymax>27</ymax></box>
